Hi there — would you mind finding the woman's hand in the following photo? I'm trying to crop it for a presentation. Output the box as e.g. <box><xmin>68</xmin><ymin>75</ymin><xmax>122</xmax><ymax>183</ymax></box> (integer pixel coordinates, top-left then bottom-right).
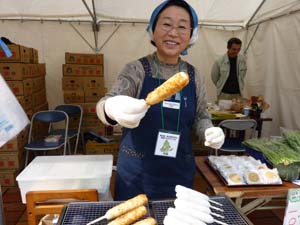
<box><xmin>104</xmin><ymin>95</ymin><xmax>149</xmax><ymax>129</ymax></box>
<box><xmin>204</xmin><ymin>127</ymin><xmax>225</xmax><ymax>149</ymax></box>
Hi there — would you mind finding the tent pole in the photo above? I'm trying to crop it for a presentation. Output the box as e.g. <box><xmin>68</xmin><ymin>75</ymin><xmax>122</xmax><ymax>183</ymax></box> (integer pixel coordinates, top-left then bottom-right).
<box><xmin>69</xmin><ymin>22</ymin><xmax>95</xmax><ymax>52</ymax></box>
<box><xmin>82</xmin><ymin>0</ymin><xmax>99</xmax><ymax>52</ymax></box>
<box><xmin>244</xmin><ymin>24</ymin><xmax>260</xmax><ymax>54</ymax></box>
<box><xmin>246</xmin><ymin>0</ymin><xmax>266</xmax><ymax>28</ymax></box>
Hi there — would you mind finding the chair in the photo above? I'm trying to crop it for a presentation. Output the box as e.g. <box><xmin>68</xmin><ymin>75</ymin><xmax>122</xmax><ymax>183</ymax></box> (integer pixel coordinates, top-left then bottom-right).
<box><xmin>216</xmin><ymin>119</ymin><xmax>257</xmax><ymax>155</ymax></box>
<box><xmin>24</xmin><ymin>110</ymin><xmax>69</xmax><ymax>166</ymax></box>
<box><xmin>51</xmin><ymin>104</ymin><xmax>83</xmax><ymax>154</ymax></box>
<box><xmin>26</xmin><ymin>189</ymin><xmax>98</xmax><ymax>225</ymax></box>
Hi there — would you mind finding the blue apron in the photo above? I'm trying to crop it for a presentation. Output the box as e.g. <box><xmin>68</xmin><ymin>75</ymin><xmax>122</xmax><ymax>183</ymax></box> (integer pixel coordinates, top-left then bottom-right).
<box><xmin>114</xmin><ymin>57</ymin><xmax>197</xmax><ymax>200</ymax></box>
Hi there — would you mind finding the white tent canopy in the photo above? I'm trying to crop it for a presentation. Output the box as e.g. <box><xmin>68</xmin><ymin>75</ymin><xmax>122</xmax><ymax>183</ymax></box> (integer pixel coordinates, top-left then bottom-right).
<box><xmin>1</xmin><ymin>0</ymin><xmax>300</xmax><ymax>136</ymax></box>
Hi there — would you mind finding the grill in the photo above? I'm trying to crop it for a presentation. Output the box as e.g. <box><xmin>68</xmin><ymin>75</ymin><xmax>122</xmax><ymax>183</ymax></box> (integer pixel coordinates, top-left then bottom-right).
<box><xmin>151</xmin><ymin>196</ymin><xmax>250</xmax><ymax>225</ymax></box>
<box><xmin>57</xmin><ymin>201</ymin><xmax>151</xmax><ymax>225</ymax></box>
<box><xmin>57</xmin><ymin>196</ymin><xmax>251</xmax><ymax>225</ymax></box>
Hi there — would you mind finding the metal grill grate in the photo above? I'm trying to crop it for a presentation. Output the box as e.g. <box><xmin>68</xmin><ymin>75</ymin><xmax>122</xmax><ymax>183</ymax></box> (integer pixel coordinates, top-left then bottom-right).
<box><xmin>58</xmin><ymin>196</ymin><xmax>250</xmax><ymax>225</ymax></box>
<box><xmin>57</xmin><ymin>201</ymin><xmax>150</xmax><ymax>225</ymax></box>
<box><xmin>151</xmin><ymin>196</ymin><xmax>250</xmax><ymax>225</ymax></box>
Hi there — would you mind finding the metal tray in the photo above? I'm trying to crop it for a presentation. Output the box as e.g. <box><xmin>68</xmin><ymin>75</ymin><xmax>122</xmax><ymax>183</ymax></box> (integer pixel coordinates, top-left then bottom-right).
<box><xmin>206</xmin><ymin>157</ymin><xmax>282</xmax><ymax>187</ymax></box>
<box><xmin>57</xmin><ymin>201</ymin><xmax>151</xmax><ymax>225</ymax></box>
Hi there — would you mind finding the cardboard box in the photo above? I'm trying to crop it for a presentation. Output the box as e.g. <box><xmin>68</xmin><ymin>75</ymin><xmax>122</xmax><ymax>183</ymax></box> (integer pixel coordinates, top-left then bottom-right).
<box><xmin>79</xmin><ymin>103</ymin><xmax>97</xmax><ymax>114</ymax></box>
<box><xmin>26</xmin><ymin>109</ymin><xmax>34</xmax><ymax>120</ymax></box>
<box><xmin>84</xmin><ymin>88</ymin><xmax>106</xmax><ymax>103</ymax></box>
<box><xmin>16</xmin><ymin>155</ymin><xmax>113</xmax><ymax>203</ymax></box>
<box><xmin>0</xmin><ymin>63</ymin><xmax>29</xmax><ymax>80</ymax></box>
<box><xmin>27</xmin><ymin>64</ymin><xmax>39</xmax><ymax>77</ymax></box>
<box><xmin>6</xmin><ymin>79</ymin><xmax>33</xmax><ymax>96</ymax></box>
<box><xmin>81</xmin><ymin>125</ymin><xmax>107</xmax><ymax>136</ymax></box>
<box><xmin>0</xmin><ymin>169</ymin><xmax>18</xmax><ymax>186</ymax></box>
<box><xmin>63</xmin><ymin>90</ymin><xmax>85</xmax><ymax>103</ymax></box>
<box><xmin>32</xmin><ymin>76</ymin><xmax>45</xmax><ymax>92</ymax></box>
<box><xmin>37</xmin><ymin>63</ymin><xmax>46</xmax><ymax>76</ymax></box>
<box><xmin>83</xmin><ymin>77</ymin><xmax>104</xmax><ymax>90</ymax></box>
<box><xmin>85</xmin><ymin>141</ymin><xmax>119</xmax><ymax>164</ymax></box>
<box><xmin>29</xmin><ymin>48</ymin><xmax>39</xmax><ymax>63</ymax></box>
<box><xmin>0</xmin><ymin>152</ymin><xmax>22</xmax><ymax>169</ymax></box>
<box><xmin>16</xmin><ymin>95</ymin><xmax>33</xmax><ymax>111</ymax></box>
<box><xmin>0</xmin><ymin>44</ymin><xmax>30</xmax><ymax>63</ymax></box>
<box><xmin>32</xmin><ymin>89</ymin><xmax>47</xmax><ymax>107</ymax></box>
<box><xmin>63</xmin><ymin>64</ymin><xmax>103</xmax><ymax>76</ymax></box>
<box><xmin>82</xmin><ymin>114</ymin><xmax>104</xmax><ymax>127</ymax></box>
<box><xmin>65</xmin><ymin>52</ymin><xmax>103</xmax><ymax>65</ymax></box>
<box><xmin>0</xmin><ymin>129</ymin><xmax>28</xmax><ymax>152</ymax></box>
<box><xmin>33</xmin><ymin>102</ymin><xmax>49</xmax><ymax>113</ymax></box>
<box><xmin>62</xmin><ymin>77</ymin><xmax>83</xmax><ymax>90</ymax></box>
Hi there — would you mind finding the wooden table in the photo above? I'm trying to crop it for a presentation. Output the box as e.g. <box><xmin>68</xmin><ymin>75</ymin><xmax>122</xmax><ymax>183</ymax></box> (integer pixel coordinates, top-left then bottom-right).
<box><xmin>195</xmin><ymin>156</ymin><xmax>298</xmax><ymax>215</ymax></box>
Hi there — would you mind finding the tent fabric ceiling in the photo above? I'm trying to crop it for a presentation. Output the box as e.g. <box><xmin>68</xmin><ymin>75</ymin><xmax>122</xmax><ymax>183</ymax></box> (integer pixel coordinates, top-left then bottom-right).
<box><xmin>0</xmin><ymin>0</ymin><xmax>299</xmax><ymax>29</ymax></box>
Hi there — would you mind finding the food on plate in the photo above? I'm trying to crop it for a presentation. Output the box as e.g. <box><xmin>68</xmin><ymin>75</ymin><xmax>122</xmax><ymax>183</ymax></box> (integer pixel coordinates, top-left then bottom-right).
<box><xmin>107</xmin><ymin>205</ymin><xmax>147</xmax><ymax>225</ymax></box>
<box><xmin>244</xmin><ymin>170</ymin><xmax>262</xmax><ymax>184</ymax></box>
<box><xmin>145</xmin><ymin>72</ymin><xmax>189</xmax><ymax>105</ymax></box>
<box><xmin>228</xmin><ymin>173</ymin><xmax>243</xmax><ymax>183</ymax></box>
<box><xmin>132</xmin><ymin>217</ymin><xmax>157</xmax><ymax>225</ymax></box>
<box><xmin>261</xmin><ymin>168</ymin><xmax>282</xmax><ymax>184</ymax></box>
<box><xmin>208</xmin><ymin>155</ymin><xmax>283</xmax><ymax>185</ymax></box>
<box><xmin>106</xmin><ymin>194</ymin><xmax>148</xmax><ymax>220</ymax></box>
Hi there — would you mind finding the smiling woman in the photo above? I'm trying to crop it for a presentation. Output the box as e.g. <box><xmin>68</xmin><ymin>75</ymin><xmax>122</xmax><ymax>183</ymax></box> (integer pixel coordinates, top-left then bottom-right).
<box><xmin>96</xmin><ymin>0</ymin><xmax>225</xmax><ymax>201</ymax></box>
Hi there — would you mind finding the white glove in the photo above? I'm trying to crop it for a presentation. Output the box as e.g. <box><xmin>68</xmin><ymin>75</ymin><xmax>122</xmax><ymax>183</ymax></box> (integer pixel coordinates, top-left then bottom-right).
<box><xmin>104</xmin><ymin>95</ymin><xmax>149</xmax><ymax>129</ymax></box>
<box><xmin>204</xmin><ymin>127</ymin><xmax>225</xmax><ymax>149</ymax></box>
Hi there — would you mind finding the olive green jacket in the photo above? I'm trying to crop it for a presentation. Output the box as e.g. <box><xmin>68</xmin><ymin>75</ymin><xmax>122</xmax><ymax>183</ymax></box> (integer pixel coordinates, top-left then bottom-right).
<box><xmin>211</xmin><ymin>53</ymin><xmax>247</xmax><ymax>96</ymax></box>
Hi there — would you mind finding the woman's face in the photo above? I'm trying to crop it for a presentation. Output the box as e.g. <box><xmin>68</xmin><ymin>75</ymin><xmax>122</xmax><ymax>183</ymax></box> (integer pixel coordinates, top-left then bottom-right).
<box><xmin>153</xmin><ymin>6</ymin><xmax>192</xmax><ymax>63</ymax></box>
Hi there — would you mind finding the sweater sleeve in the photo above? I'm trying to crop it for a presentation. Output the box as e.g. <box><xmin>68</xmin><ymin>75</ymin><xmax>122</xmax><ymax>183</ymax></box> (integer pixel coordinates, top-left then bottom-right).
<box><xmin>96</xmin><ymin>61</ymin><xmax>145</xmax><ymax>126</ymax></box>
<box><xmin>193</xmin><ymin>68</ymin><xmax>213</xmax><ymax>141</ymax></box>
<box><xmin>211</xmin><ymin>59</ymin><xmax>220</xmax><ymax>86</ymax></box>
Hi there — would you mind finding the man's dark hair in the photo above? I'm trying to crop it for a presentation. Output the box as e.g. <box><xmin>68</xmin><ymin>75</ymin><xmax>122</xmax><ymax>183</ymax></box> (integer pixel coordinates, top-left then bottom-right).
<box><xmin>227</xmin><ymin>37</ymin><xmax>242</xmax><ymax>48</ymax></box>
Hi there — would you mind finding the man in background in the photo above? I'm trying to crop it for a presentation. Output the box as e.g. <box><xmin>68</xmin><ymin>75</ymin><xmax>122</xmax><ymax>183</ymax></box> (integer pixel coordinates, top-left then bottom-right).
<box><xmin>211</xmin><ymin>37</ymin><xmax>247</xmax><ymax>100</ymax></box>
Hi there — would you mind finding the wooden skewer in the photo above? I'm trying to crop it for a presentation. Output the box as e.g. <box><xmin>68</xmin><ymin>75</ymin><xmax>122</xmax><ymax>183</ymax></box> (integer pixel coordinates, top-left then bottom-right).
<box><xmin>214</xmin><ymin>218</ymin><xmax>228</xmax><ymax>225</ymax></box>
<box><xmin>86</xmin><ymin>215</ymin><xmax>107</xmax><ymax>225</ymax></box>
<box><xmin>210</xmin><ymin>205</ymin><xmax>224</xmax><ymax>212</ymax></box>
<box><xmin>211</xmin><ymin>212</ymin><xmax>224</xmax><ymax>219</ymax></box>
<box><xmin>209</xmin><ymin>199</ymin><xmax>223</xmax><ymax>206</ymax></box>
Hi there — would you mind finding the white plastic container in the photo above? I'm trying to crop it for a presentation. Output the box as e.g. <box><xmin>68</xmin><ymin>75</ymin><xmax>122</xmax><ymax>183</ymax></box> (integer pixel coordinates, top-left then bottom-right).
<box><xmin>16</xmin><ymin>155</ymin><xmax>113</xmax><ymax>203</ymax></box>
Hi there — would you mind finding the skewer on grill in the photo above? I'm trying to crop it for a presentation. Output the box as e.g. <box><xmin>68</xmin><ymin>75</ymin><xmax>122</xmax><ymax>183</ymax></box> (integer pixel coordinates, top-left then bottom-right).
<box><xmin>174</xmin><ymin>198</ymin><xmax>224</xmax><ymax>219</ymax></box>
<box><xmin>174</xmin><ymin>204</ymin><xmax>228</xmax><ymax>225</ymax></box>
<box><xmin>176</xmin><ymin>192</ymin><xmax>223</xmax><ymax>212</ymax></box>
<box><xmin>86</xmin><ymin>194</ymin><xmax>148</xmax><ymax>225</ymax></box>
<box><xmin>175</xmin><ymin>185</ymin><xmax>223</xmax><ymax>206</ymax></box>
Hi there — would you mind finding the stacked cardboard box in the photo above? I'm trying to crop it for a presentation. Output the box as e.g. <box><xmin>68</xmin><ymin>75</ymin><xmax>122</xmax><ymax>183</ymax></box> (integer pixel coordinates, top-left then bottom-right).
<box><xmin>0</xmin><ymin>44</ymin><xmax>48</xmax><ymax>185</ymax></box>
<box><xmin>62</xmin><ymin>52</ymin><xmax>109</xmax><ymax>136</ymax></box>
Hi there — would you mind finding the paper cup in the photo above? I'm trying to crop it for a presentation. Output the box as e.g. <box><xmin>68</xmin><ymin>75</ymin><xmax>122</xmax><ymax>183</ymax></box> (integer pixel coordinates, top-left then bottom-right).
<box><xmin>243</xmin><ymin>107</ymin><xmax>251</xmax><ymax>116</ymax></box>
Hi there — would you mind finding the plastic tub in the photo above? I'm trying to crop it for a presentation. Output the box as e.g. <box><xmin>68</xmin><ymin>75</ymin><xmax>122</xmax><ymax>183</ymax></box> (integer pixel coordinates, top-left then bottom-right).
<box><xmin>16</xmin><ymin>155</ymin><xmax>113</xmax><ymax>203</ymax></box>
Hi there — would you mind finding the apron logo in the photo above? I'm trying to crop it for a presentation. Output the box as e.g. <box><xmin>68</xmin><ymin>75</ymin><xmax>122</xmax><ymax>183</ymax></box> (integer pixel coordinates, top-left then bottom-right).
<box><xmin>160</xmin><ymin>139</ymin><xmax>173</xmax><ymax>155</ymax></box>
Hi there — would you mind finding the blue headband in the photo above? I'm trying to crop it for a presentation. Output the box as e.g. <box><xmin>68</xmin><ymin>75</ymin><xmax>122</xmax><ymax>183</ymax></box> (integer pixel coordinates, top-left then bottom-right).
<box><xmin>147</xmin><ymin>0</ymin><xmax>199</xmax><ymax>55</ymax></box>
